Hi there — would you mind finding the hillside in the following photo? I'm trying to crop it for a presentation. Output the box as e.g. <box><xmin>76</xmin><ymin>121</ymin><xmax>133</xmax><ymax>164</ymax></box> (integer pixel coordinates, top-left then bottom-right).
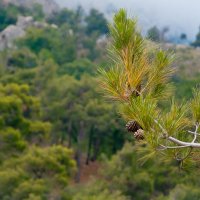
<box><xmin>161</xmin><ymin>43</ymin><xmax>200</xmax><ymax>99</ymax></box>
<box><xmin>1</xmin><ymin>4</ymin><xmax>200</xmax><ymax>200</ymax></box>
<box><xmin>174</xmin><ymin>45</ymin><xmax>200</xmax><ymax>77</ymax></box>
<box><xmin>2</xmin><ymin>0</ymin><xmax>59</xmax><ymax>15</ymax></box>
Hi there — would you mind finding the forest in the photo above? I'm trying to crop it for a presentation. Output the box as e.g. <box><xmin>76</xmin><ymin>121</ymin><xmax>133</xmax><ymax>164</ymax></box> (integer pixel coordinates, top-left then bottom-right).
<box><xmin>1</xmin><ymin>1</ymin><xmax>200</xmax><ymax>200</ymax></box>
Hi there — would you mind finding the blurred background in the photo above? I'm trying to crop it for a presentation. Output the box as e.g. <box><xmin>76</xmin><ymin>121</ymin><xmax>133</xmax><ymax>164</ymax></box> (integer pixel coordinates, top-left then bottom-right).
<box><xmin>1</xmin><ymin>0</ymin><xmax>200</xmax><ymax>199</ymax></box>
<box><xmin>60</xmin><ymin>0</ymin><xmax>200</xmax><ymax>42</ymax></box>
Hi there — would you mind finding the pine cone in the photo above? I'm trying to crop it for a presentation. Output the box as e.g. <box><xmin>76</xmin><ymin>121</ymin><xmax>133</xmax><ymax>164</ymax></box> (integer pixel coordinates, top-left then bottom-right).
<box><xmin>134</xmin><ymin>129</ymin><xmax>144</xmax><ymax>140</ymax></box>
<box><xmin>126</xmin><ymin>120</ymin><xmax>142</xmax><ymax>133</ymax></box>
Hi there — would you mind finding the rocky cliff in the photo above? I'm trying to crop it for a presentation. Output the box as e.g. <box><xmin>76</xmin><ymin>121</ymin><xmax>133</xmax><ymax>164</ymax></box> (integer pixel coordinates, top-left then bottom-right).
<box><xmin>0</xmin><ymin>16</ymin><xmax>57</xmax><ymax>50</ymax></box>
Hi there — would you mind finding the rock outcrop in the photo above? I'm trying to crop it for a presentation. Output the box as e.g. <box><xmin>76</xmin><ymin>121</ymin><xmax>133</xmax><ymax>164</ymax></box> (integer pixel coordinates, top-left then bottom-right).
<box><xmin>0</xmin><ymin>25</ymin><xmax>25</xmax><ymax>50</ymax></box>
<box><xmin>0</xmin><ymin>16</ymin><xmax>57</xmax><ymax>50</ymax></box>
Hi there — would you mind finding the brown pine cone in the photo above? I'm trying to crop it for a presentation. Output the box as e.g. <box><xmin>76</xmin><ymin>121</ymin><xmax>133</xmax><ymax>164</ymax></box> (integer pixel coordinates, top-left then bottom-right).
<box><xmin>134</xmin><ymin>129</ymin><xmax>144</xmax><ymax>140</ymax></box>
<box><xmin>126</xmin><ymin>120</ymin><xmax>142</xmax><ymax>133</ymax></box>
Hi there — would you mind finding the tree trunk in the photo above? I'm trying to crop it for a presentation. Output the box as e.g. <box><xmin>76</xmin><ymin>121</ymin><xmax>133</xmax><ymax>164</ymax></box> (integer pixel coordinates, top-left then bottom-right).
<box><xmin>74</xmin><ymin>121</ymin><xmax>84</xmax><ymax>183</ymax></box>
<box><xmin>86</xmin><ymin>126</ymin><xmax>94</xmax><ymax>165</ymax></box>
<box><xmin>67</xmin><ymin>121</ymin><xmax>72</xmax><ymax>148</ymax></box>
<box><xmin>91</xmin><ymin>136</ymin><xmax>100</xmax><ymax>161</ymax></box>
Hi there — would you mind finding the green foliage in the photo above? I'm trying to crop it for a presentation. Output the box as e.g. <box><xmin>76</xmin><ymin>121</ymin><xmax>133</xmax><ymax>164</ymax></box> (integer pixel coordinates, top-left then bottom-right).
<box><xmin>180</xmin><ymin>33</ymin><xmax>187</xmax><ymax>40</ymax></box>
<box><xmin>0</xmin><ymin>146</ymin><xmax>76</xmax><ymax>200</ymax></box>
<box><xmin>16</xmin><ymin>27</ymin><xmax>76</xmax><ymax>64</ymax></box>
<box><xmin>122</xmin><ymin>95</ymin><xmax>158</xmax><ymax>130</ymax></box>
<box><xmin>100</xmin><ymin>9</ymin><xmax>174</xmax><ymax>103</ymax></box>
<box><xmin>87</xmin><ymin>143</ymin><xmax>200</xmax><ymax>200</ymax></box>
<box><xmin>191</xmin><ymin>88</ymin><xmax>200</xmax><ymax>122</ymax></box>
<box><xmin>147</xmin><ymin>26</ymin><xmax>161</xmax><ymax>42</ymax></box>
<box><xmin>0</xmin><ymin>82</ymin><xmax>76</xmax><ymax>199</ymax></box>
<box><xmin>99</xmin><ymin>66</ymin><xmax>127</xmax><ymax>101</ymax></box>
<box><xmin>0</xmin><ymin>4</ymin><xmax>171</xmax><ymax>200</ymax></box>
<box><xmin>145</xmin><ymin>50</ymin><xmax>175</xmax><ymax>99</ymax></box>
<box><xmin>7</xmin><ymin>48</ymin><xmax>37</xmax><ymax>68</ymax></box>
<box><xmin>0</xmin><ymin>169</ymin><xmax>26</xmax><ymax>199</ymax></box>
<box><xmin>109</xmin><ymin>9</ymin><xmax>139</xmax><ymax>51</ymax></box>
<box><xmin>73</xmin><ymin>181</ymin><xmax>128</xmax><ymax>200</ymax></box>
<box><xmin>0</xmin><ymin>2</ymin><xmax>44</xmax><ymax>31</ymax></box>
<box><xmin>191</xmin><ymin>27</ymin><xmax>200</xmax><ymax>47</ymax></box>
<box><xmin>100</xmin><ymin>9</ymin><xmax>200</xmax><ymax>166</ymax></box>
<box><xmin>96</xmin><ymin>143</ymin><xmax>185</xmax><ymax>200</ymax></box>
<box><xmin>31</xmin><ymin>3</ymin><xmax>45</xmax><ymax>21</ymax></box>
<box><xmin>156</xmin><ymin>184</ymin><xmax>200</xmax><ymax>200</ymax></box>
<box><xmin>0</xmin><ymin>4</ymin><xmax>17</xmax><ymax>31</ymax></box>
<box><xmin>42</xmin><ymin>74</ymin><xmax>125</xmax><ymax>157</ymax></box>
<box><xmin>0</xmin><ymin>83</ymin><xmax>53</xmax><ymax>162</ymax></box>
<box><xmin>58</xmin><ymin>59</ymin><xmax>95</xmax><ymax>79</ymax></box>
<box><xmin>3</xmin><ymin>5</ymin><xmax>200</xmax><ymax>200</ymax></box>
<box><xmin>47</xmin><ymin>8</ymin><xmax>77</xmax><ymax>27</ymax></box>
<box><xmin>172</xmin><ymin>76</ymin><xmax>200</xmax><ymax>100</ymax></box>
<box><xmin>0</xmin><ymin>128</ymin><xmax>27</xmax><ymax>162</ymax></box>
<box><xmin>34</xmin><ymin>58</ymin><xmax>58</xmax><ymax>92</ymax></box>
<box><xmin>85</xmin><ymin>9</ymin><xmax>108</xmax><ymax>36</ymax></box>
<box><xmin>101</xmin><ymin>143</ymin><xmax>154</xmax><ymax>199</ymax></box>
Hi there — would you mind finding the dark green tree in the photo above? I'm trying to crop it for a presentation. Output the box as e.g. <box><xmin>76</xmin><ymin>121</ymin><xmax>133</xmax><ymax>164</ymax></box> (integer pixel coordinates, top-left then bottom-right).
<box><xmin>147</xmin><ymin>26</ymin><xmax>161</xmax><ymax>42</ymax></box>
<box><xmin>192</xmin><ymin>27</ymin><xmax>200</xmax><ymax>47</ymax></box>
<box><xmin>0</xmin><ymin>3</ymin><xmax>18</xmax><ymax>31</ymax></box>
<box><xmin>85</xmin><ymin>8</ymin><xmax>108</xmax><ymax>36</ymax></box>
<box><xmin>47</xmin><ymin>8</ymin><xmax>76</xmax><ymax>27</ymax></box>
<box><xmin>58</xmin><ymin>58</ymin><xmax>95</xmax><ymax>79</ymax></box>
<box><xmin>42</xmin><ymin>74</ymin><xmax>125</xmax><ymax>156</ymax></box>
<box><xmin>180</xmin><ymin>33</ymin><xmax>187</xmax><ymax>40</ymax></box>
<box><xmin>16</xmin><ymin>26</ymin><xmax>76</xmax><ymax>64</ymax></box>
<box><xmin>0</xmin><ymin>2</ymin><xmax>45</xmax><ymax>31</ymax></box>
<box><xmin>7</xmin><ymin>48</ymin><xmax>37</xmax><ymax>69</ymax></box>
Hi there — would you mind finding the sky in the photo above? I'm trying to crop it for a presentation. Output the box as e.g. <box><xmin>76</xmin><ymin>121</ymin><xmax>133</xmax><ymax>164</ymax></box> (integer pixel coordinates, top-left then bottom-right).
<box><xmin>55</xmin><ymin>0</ymin><xmax>200</xmax><ymax>41</ymax></box>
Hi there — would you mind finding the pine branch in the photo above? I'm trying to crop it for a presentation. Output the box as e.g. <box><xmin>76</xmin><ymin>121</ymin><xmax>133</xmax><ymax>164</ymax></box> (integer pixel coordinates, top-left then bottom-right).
<box><xmin>99</xmin><ymin>9</ymin><xmax>200</xmax><ymax>164</ymax></box>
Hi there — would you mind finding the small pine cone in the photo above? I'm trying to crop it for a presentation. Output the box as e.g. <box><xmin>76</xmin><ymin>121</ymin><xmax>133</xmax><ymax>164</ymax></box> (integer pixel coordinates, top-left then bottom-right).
<box><xmin>126</xmin><ymin>120</ymin><xmax>142</xmax><ymax>133</ymax></box>
<box><xmin>134</xmin><ymin>129</ymin><xmax>144</xmax><ymax>140</ymax></box>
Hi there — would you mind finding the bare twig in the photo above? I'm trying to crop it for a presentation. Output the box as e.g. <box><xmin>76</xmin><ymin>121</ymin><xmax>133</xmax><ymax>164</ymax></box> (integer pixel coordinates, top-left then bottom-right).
<box><xmin>167</xmin><ymin>136</ymin><xmax>200</xmax><ymax>148</ymax></box>
<box><xmin>192</xmin><ymin>123</ymin><xmax>199</xmax><ymax>143</ymax></box>
<box><xmin>154</xmin><ymin>119</ymin><xmax>200</xmax><ymax>149</ymax></box>
<box><xmin>188</xmin><ymin>131</ymin><xmax>200</xmax><ymax>136</ymax></box>
<box><xmin>157</xmin><ymin>144</ymin><xmax>190</xmax><ymax>150</ymax></box>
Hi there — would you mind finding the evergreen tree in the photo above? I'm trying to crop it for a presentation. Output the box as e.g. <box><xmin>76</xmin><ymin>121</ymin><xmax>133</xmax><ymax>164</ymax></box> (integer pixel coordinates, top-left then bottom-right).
<box><xmin>85</xmin><ymin>9</ymin><xmax>108</xmax><ymax>36</ymax></box>
<box><xmin>192</xmin><ymin>26</ymin><xmax>200</xmax><ymax>47</ymax></box>
<box><xmin>0</xmin><ymin>83</ymin><xmax>76</xmax><ymax>199</ymax></box>
<box><xmin>180</xmin><ymin>33</ymin><xmax>187</xmax><ymax>40</ymax></box>
<box><xmin>147</xmin><ymin>26</ymin><xmax>161</xmax><ymax>42</ymax></box>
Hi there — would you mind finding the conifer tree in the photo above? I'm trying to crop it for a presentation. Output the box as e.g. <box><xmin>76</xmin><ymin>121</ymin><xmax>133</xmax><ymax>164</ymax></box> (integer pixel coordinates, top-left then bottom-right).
<box><xmin>192</xmin><ymin>26</ymin><xmax>200</xmax><ymax>47</ymax></box>
<box><xmin>100</xmin><ymin>9</ymin><xmax>200</xmax><ymax>167</ymax></box>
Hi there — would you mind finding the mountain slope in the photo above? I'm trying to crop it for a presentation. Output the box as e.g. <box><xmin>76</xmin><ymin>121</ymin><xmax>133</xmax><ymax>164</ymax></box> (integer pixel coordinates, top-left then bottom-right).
<box><xmin>2</xmin><ymin>0</ymin><xmax>59</xmax><ymax>15</ymax></box>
